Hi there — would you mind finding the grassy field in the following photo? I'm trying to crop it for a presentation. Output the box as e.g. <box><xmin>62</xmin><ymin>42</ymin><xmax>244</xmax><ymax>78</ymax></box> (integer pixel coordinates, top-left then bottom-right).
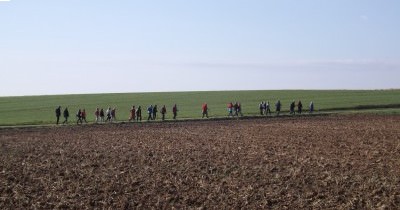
<box><xmin>0</xmin><ymin>90</ymin><xmax>399</xmax><ymax>126</ymax></box>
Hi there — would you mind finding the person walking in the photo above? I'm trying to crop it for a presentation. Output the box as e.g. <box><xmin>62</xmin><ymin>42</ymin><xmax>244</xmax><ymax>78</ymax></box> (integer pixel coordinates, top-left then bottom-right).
<box><xmin>55</xmin><ymin>106</ymin><xmax>61</xmax><ymax>125</ymax></box>
<box><xmin>129</xmin><ymin>106</ymin><xmax>136</xmax><ymax>122</ymax></box>
<box><xmin>105</xmin><ymin>107</ymin><xmax>112</xmax><ymax>122</ymax></box>
<box><xmin>81</xmin><ymin>109</ymin><xmax>88</xmax><ymax>123</ymax></box>
<box><xmin>237</xmin><ymin>102</ymin><xmax>243</xmax><ymax>117</ymax></box>
<box><xmin>227</xmin><ymin>102</ymin><xmax>234</xmax><ymax>117</ymax></box>
<box><xmin>147</xmin><ymin>105</ymin><xmax>153</xmax><ymax>121</ymax></box>
<box><xmin>62</xmin><ymin>107</ymin><xmax>69</xmax><ymax>124</ymax></box>
<box><xmin>95</xmin><ymin>107</ymin><xmax>100</xmax><ymax>123</ymax></box>
<box><xmin>172</xmin><ymin>104</ymin><xmax>178</xmax><ymax>120</ymax></box>
<box><xmin>202</xmin><ymin>103</ymin><xmax>209</xmax><ymax>118</ymax></box>
<box><xmin>309</xmin><ymin>101</ymin><xmax>314</xmax><ymax>113</ymax></box>
<box><xmin>111</xmin><ymin>108</ymin><xmax>117</xmax><ymax>122</ymax></box>
<box><xmin>152</xmin><ymin>105</ymin><xmax>158</xmax><ymax>120</ymax></box>
<box><xmin>161</xmin><ymin>105</ymin><xmax>167</xmax><ymax>121</ymax></box>
<box><xmin>99</xmin><ymin>108</ymin><xmax>105</xmax><ymax>122</ymax></box>
<box><xmin>275</xmin><ymin>100</ymin><xmax>281</xmax><ymax>116</ymax></box>
<box><xmin>297</xmin><ymin>100</ymin><xmax>303</xmax><ymax>114</ymax></box>
<box><xmin>266</xmin><ymin>101</ymin><xmax>271</xmax><ymax>115</ymax></box>
<box><xmin>259</xmin><ymin>101</ymin><xmax>265</xmax><ymax>115</ymax></box>
<box><xmin>290</xmin><ymin>101</ymin><xmax>296</xmax><ymax>115</ymax></box>
<box><xmin>76</xmin><ymin>109</ymin><xmax>82</xmax><ymax>125</ymax></box>
<box><xmin>136</xmin><ymin>106</ymin><xmax>142</xmax><ymax>121</ymax></box>
<box><xmin>233</xmin><ymin>102</ymin><xmax>239</xmax><ymax>116</ymax></box>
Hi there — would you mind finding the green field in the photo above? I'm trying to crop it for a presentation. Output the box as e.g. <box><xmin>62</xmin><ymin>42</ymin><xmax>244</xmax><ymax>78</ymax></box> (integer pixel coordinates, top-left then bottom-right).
<box><xmin>0</xmin><ymin>90</ymin><xmax>399</xmax><ymax>126</ymax></box>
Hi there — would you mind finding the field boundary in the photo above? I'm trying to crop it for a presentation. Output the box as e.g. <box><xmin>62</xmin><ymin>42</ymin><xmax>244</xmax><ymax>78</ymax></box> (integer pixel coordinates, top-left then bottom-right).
<box><xmin>0</xmin><ymin>112</ymin><xmax>332</xmax><ymax>130</ymax></box>
<box><xmin>321</xmin><ymin>103</ymin><xmax>400</xmax><ymax>111</ymax></box>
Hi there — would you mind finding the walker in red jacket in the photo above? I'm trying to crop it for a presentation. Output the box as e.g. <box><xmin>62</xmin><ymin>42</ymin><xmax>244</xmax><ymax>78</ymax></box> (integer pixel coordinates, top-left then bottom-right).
<box><xmin>202</xmin><ymin>103</ymin><xmax>209</xmax><ymax>118</ymax></box>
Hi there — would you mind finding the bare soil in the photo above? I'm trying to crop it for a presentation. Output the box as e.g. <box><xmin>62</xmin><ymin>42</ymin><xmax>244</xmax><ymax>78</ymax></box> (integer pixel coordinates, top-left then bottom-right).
<box><xmin>1</xmin><ymin>115</ymin><xmax>399</xmax><ymax>209</ymax></box>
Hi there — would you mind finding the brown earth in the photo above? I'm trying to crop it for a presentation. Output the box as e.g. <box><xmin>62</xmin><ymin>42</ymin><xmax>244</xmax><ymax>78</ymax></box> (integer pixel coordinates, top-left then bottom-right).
<box><xmin>0</xmin><ymin>115</ymin><xmax>399</xmax><ymax>209</ymax></box>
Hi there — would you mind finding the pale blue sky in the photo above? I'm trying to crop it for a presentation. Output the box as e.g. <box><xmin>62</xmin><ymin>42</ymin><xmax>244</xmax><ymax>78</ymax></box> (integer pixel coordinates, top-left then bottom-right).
<box><xmin>0</xmin><ymin>0</ymin><xmax>399</xmax><ymax>96</ymax></box>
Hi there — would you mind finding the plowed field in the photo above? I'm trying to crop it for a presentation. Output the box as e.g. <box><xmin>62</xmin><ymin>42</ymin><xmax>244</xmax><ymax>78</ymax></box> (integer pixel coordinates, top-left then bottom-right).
<box><xmin>1</xmin><ymin>115</ymin><xmax>399</xmax><ymax>209</ymax></box>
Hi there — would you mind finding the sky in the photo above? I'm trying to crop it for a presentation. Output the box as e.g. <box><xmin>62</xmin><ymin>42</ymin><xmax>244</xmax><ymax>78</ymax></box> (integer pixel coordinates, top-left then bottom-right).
<box><xmin>0</xmin><ymin>0</ymin><xmax>399</xmax><ymax>96</ymax></box>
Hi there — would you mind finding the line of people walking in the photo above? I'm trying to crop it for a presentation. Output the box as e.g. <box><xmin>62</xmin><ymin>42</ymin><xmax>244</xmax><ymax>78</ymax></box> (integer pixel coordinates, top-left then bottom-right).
<box><xmin>227</xmin><ymin>102</ymin><xmax>243</xmax><ymax>117</ymax></box>
<box><xmin>55</xmin><ymin>100</ymin><xmax>315</xmax><ymax>125</ymax></box>
<box><xmin>94</xmin><ymin>107</ymin><xmax>117</xmax><ymax>123</ymax></box>
<box><xmin>259</xmin><ymin>100</ymin><xmax>314</xmax><ymax>116</ymax></box>
<box><xmin>127</xmin><ymin>104</ymin><xmax>178</xmax><ymax>122</ymax></box>
<box><xmin>56</xmin><ymin>106</ymin><xmax>117</xmax><ymax>125</ymax></box>
<box><xmin>55</xmin><ymin>106</ymin><xmax>73</xmax><ymax>125</ymax></box>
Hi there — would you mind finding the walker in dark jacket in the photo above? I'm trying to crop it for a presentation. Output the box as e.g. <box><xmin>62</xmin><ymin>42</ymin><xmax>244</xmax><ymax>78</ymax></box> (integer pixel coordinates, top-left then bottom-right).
<box><xmin>62</xmin><ymin>108</ymin><xmax>69</xmax><ymax>124</ymax></box>
<box><xmin>55</xmin><ymin>106</ymin><xmax>61</xmax><ymax>124</ymax></box>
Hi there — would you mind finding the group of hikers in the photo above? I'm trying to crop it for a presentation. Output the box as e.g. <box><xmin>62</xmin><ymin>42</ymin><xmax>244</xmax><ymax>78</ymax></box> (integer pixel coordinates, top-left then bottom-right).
<box><xmin>258</xmin><ymin>100</ymin><xmax>314</xmax><ymax>116</ymax></box>
<box><xmin>127</xmin><ymin>104</ymin><xmax>178</xmax><ymax>122</ymax></box>
<box><xmin>226</xmin><ymin>102</ymin><xmax>243</xmax><ymax>117</ymax></box>
<box><xmin>55</xmin><ymin>106</ymin><xmax>118</xmax><ymax>125</ymax></box>
<box><xmin>55</xmin><ymin>100</ymin><xmax>315</xmax><ymax>125</ymax></box>
<box><xmin>55</xmin><ymin>104</ymin><xmax>179</xmax><ymax>125</ymax></box>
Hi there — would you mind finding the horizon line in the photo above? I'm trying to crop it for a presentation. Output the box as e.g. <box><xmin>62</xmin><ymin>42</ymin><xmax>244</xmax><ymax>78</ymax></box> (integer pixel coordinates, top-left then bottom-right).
<box><xmin>1</xmin><ymin>88</ymin><xmax>399</xmax><ymax>98</ymax></box>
